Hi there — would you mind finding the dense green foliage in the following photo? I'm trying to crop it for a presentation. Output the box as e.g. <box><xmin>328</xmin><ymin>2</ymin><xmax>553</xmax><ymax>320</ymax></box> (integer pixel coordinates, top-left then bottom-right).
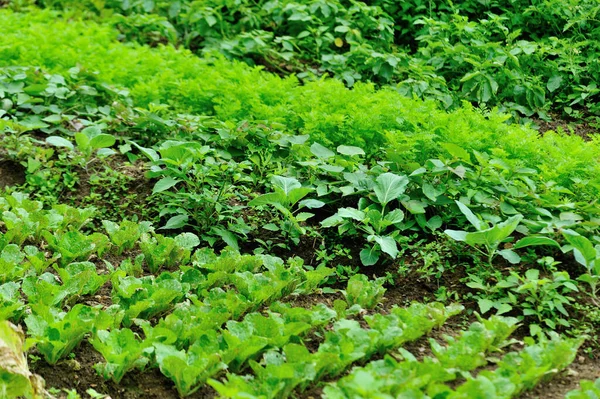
<box><xmin>14</xmin><ymin>0</ymin><xmax>600</xmax><ymax>119</ymax></box>
<box><xmin>0</xmin><ymin>1</ymin><xmax>599</xmax><ymax>398</ymax></box>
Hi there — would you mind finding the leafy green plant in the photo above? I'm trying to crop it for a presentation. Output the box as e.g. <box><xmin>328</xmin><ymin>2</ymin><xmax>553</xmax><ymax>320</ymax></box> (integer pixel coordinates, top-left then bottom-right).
<box><xmin>322</xmin><ymin>172</ymin><xmax>410</xmax><ymax>265</ymax></box>
<box><xmin>91</xmin><ymin>328</ymin><xmax>151</xmax><ymax>383</ymax></box>
<box><xmin>467</xmin><ymin>269</ymin><xmax>578</xmax><ymax>334</ymax></box>
<box><xmin>343</xmin><ymin>274</ymin><xmax>386</xmax><ymax>310</ymax></box>
<box><xmin>562</xmin><ymin>230</ymin><xmax>600</xmax><ymax>302</ymax></box>
<box><xmin>24</xmin><ymin>304</ymin><xmax>110</xmax><ymax>364</ymax></box>
<box><xmin>42</xmin><ymin>230</ymin><xmax>110</xmax><ymax>266</ymax></box>
<box><xmin>0</xmin><ymin>321</ymin><xmax>44</xmax><ymax>399</ymax></box>
<box><xmin>249</xmin><ymin>175</ymin><xmax>324</xmax><ymax>246</ymax></box>
<box><xmin>153</xmin><ymin>332</ymin><xmax>226</xmax><ymax>397</ymax></box>
<box><xmin>444</xmin><ymin>200</ymin><xmax>523</xmax><ymax>266</ymax></box>
<box><xmin>103</xmin><ymin>220</ymin><xmax>152</xmax><ymax>255</ymax></box>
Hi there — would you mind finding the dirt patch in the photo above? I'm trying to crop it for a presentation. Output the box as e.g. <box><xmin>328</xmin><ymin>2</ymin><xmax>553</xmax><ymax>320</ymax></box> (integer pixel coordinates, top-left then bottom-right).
<box><xmin>32</xmin><ymin>341</ymin><xmax>216</xmax><ymax>399</ymax></box>
<box><xmin>534</xmin><ymin>114</ymin><xmax>599</xmax><ymax>140</ymax></box>
<box><xmin>518</xmin><ymin>352</ymin><xmax>600</xmax><ymax>399</ymax></box>
<box><xmin>0</xmin><ymin>159</ymin><xmax>26</xmax><ymax>189</ymax></box>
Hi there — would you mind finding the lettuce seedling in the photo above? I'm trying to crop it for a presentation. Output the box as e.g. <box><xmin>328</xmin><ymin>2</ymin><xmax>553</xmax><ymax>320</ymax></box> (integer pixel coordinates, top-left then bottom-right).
<box><xmin>91</xmin><ymin>328</ymin><xmax>152</xmax><ymax>383</ymax></box>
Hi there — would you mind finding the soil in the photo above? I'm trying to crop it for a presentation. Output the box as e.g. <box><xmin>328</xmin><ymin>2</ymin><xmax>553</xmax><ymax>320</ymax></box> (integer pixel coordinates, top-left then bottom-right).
<box><xmin>0</xmin><ymin>159</ymin><xmax>26</xmax><ymax>189</ymax></box>
<box><xmin>533</xmin><ymin>113</ymin><xmax>599</xmax><ymax>140</ymax></box>
<box><xmin>519</xmin><ymin>353</ymin><xmax>600</xmax><ymax>399</ymax></box>
<box><xmin>31</xmin><ymin>342</ymin><xmax>216</xmax><ymax>399</ymax></box>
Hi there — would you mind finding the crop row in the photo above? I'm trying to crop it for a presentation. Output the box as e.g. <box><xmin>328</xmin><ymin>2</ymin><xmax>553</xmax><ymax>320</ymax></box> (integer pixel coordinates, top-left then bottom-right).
<box><xmin>18</xmin><ymin>0</ymin><xmax>600</xmax><ymax>118</ymax></box>
<box><xmin>1</xmin><ymin>13</ymin><xmax>599</xmax><ymax>198</ymax></box>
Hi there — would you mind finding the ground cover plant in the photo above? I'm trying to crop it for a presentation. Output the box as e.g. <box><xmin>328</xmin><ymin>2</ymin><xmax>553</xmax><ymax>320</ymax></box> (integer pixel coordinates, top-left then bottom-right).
<box><xmin>0</xmin><ymin>1</ymin><xmax>599</xmax><ymax>399</ymax></box>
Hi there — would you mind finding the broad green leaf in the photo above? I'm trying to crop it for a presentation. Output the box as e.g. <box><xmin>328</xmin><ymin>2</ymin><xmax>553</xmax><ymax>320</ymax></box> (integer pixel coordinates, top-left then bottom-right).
<box><xmin>547</xmin><ymin>75</ymin><xmax>563</xmax><ymax>92</ymax></box>
<box><xmin>287</xmin><ymin>187</ymin><xmax>313</xmax><ymax>206</ymax></box>
<box><xmin>131</xmin><ymin>142</ymin><xmax>159</xmax><ymax>162</ymax></box>
<box><xmin>359</xmin><ymin>247</ymin><xmax>379</xmax><ymax>266</ymax></box>
<box><xmin>337</xmin><ymin>145</ymin><xmax>365</xmax><ymax>156</ymax></box>
<box><xmin>174</xmin><ymin>233</ymin><xmax>200</xmax><ymax>250</ymax></box>
<box><xmin>455</xmin><ymin>200</ymin><xmax>485</xmax><ymax>231</ymax></box>
<box><xmin>513</xmin><ymin>236</ymin><xmax>560</xmax><ymax>249</ymax></box>
<box><xmin>384</xmin><ymin>209</ymin><xmax>404</xmax><ymax>224</ymax></box>
<box><xmin>46</xmin><ymin>136</ymin><xmax>73</xmax><ymax>150</ymax></box>
<box><xmin>298</xmin><ymin>199</ymin><xmax>325</xmax><ymax>209</ymax></box>
<box><xmin>373</xmin><ymin>173</ymin><xmax>409</xmax><ymax>205</ymax></box>
<box><xmin>296</xmin><ymin>212</ymin><xmax>314</xmax><ymax>222</ymax></box>
<box><xmin>563</xmin><ymin>231</ymin><xmax>597</xmax><ymax>267</ymax></box>
<box><xmin>211</xmin><ymin>228</ymin><xmax>239</xmax><ymax>251</ymax></box>
<box><xmin>89</xmin><ymin>134</ymin><xmax>116</xmax><ymax>150</ymax></box>
<box><xmin>498</xmin><ymin>249</ymin><xmax>520</xmax><ymax>264</ymax></box>
<box><xmin>152</xmin><ymin>177</ymin><xmax>180</xmax><ymax>194</ymax></box>
<box><xmin>248</xmin><ymin>193</ymin><xmax>286</xmax><ymax>207</ymax></box>
<box><xmin>444</xmin><ymin>229</ymin><xmax>468</xmax><ymax>242</ymax></box>
<box><xmin>337</xmin><ymin>208</ymin><xmax>365</xmax><ymax>221</ymax></box>
<box><xmin>440</xmin><ymin>142</ymin><xmax>470</xmax><ymax>161</ymax></box>
<box><xmin>372</xmin><ymin>236</ymin><xmax>398</xmax><ymax>258</ymax></box>
<box><xmin>477</xmin><ymin>298</ymin><xmax>494</xmax><ymax>314</ymax></box>
<box><xmin>271</xmin><ymin>176</ymin><xmax>301</xmax><ymax>196</ymax></box>
<box><xmin>310</xmin><ymin>142</ymin><xmax>335</xmax><ymax>159</ymax></box>
<box><xmin>160</xmin><ymin>215</ymin><xmax>188</xmax><ymax>230</ymax></box>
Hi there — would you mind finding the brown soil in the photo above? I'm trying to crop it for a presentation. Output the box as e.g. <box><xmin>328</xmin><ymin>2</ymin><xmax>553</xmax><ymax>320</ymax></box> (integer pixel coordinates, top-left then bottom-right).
<box><xmin>534</xmin><ymin>114</ymin><xmax>599</xmax><ymax>140</ymax></box>
<box><xmin>0</xmin><ymin>159</ymin><xmax>26</xmax><ymax>189</ymax></box>
<box><xmin>518</xmin><ymin>353</ymin><xmax>600</xmax><ymax>399</ymax></box>
<box><xmin>31</xmin><ymin>341</ymin><xmax>216</xmax><ymax>399</ymax></box>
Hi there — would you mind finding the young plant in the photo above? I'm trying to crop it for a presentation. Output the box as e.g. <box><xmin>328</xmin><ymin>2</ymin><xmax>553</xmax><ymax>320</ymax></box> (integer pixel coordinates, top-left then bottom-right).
<box><xmin>249</xmin><ymin>175</ymin><xmax>324</xmax><ymax>245</ymax></box>
<box><xmin>91</xmin><ymin>328</ymin><xmax>152</xmax><ymax>384</ymax></box>
<box><xmin>24</xmin><ymin>304</ymin><xmax>110</xmax><ymax>364</ymax></box>
<box><xmin>343</xmin><ymin>274</ymin><xmax>386</xmax><ymax>310</ymax></box>
<box><xmin>562</xmin><ymin>229</ymin><xmax>600</xmax><ymax>302</ymax></box>
<box><xmin>322</xmin><ymin>172</ymin><xmax>409</xmax><ymax>266</ymax></box>
<box><xmin>444</xmin><ymin>200</ymin><xmax>523</xmax><ymax>266</ymax></box>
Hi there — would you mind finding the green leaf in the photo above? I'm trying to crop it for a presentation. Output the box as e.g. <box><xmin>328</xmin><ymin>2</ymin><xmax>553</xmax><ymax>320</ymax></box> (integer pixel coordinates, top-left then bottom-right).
<box><xmin>160</xmin><ymin>215</ymin><xmax>188</xmax><ymax>230</ymax></box>
<box><xmin>298</xmin><ymin>199</ymin><xmax>325</xmax><ymax>209</ymax></box>
<box><xmin>514</xmin><ymin>236</ymin><xmax>560</xmax><ymax>249</ymax></box>
<box><xmin>211</xmin><ymin>228</ymin><xmax>239</xmax><ymax>251</ymax></box>
<box><xmin>337</xmin><ymin>145</ymin><xmax>365</xmax><ymax>156</ymax></box>
<box><xmin>248</xmin><ymin>193</ymin><xmax>286</xmax><ymax>207</ymax></box>
<box><xmin>455</xmin><ymin>200</ymin><xmax>485</xmax><ymax>231</ymax></box>
<box><xmin>384</xmin><ymin>209</ymin><xmax>404</xmax><ymax>224</ymax></box>
<box><xmin>373</xmin><ymin>173</ymin><xmax>409</xmax><ymax>205</ymax></box>
<box><xmin>498</xmin><ymin>249</ymin><xmax>521</xmax><ymax>264</ymax></box>
<box><xmin>46</xmin><ymin>136</ymin><xmax>73</xmax><ymax>150</ymax></box>
<box><xmin>444</xmin><ymin>229</ymin><xmax>468</xmax><ymax>242</ymax></box>
<box><xmin>271</xmin><ymin>176</ymin><xmax>301</xmax><ymax>196</ymax></box>
<box><xmin>477</xmin><ymin>298</ymin><xmax>494</xmax><ymax>314</ymax></box>
<box><xmin>563</xmin><ymin>231</ymin><xmax>597</xmax><ymax>267</ymax></box>
<box><xmin>296</xmin><ymin>212</ymin><xmax>314</xmax><ymax>222</ymax></box>
<box><xmin>547</xmin><ymin>75</ymin><xmax>563</xmax><ymax>93</ymax></box>
<box><xmin>310</xmin><ymin>142</ymin><xmax>335</xmax><ymax>159</ymax></box>
<box><xmin>359</xmin><ymin>247</ymin><xmax>379</xmax><ymax>266</ymax></box>
<box><xmin>152</xmin><ymin>177</ymin><xmax>180</xmax><ymax>194</ymax></box>
<box><xmin>287</xmin><ymin>187</ymin><xmax>313</xmax><ymax>206</ymax></box>
<box><xmin>440</xmin><ymin>142</ymin><xmax>470</xmax><ymax>161</ymax></box>
<box><xmin>372</xmin><ymin>236</ymin><xmax>398</xmax><ymax>258</ymax></box>
<box><xmin>337</xmin><ymin>208</ymin><xmax>365</xmax><ymax>221</ymax></box>
<box><xmin>89</xmin><ymin>134</ymin><xmax>116</xmax><ymax>150</ymax></box>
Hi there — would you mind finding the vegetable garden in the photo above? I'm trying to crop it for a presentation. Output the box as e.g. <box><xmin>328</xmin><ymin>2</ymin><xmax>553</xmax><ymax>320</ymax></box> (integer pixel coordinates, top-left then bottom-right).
<box><xmin>0</xmin><ymin>1</ymin><xmax>599</xmax><ymax>398</ymax></box>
